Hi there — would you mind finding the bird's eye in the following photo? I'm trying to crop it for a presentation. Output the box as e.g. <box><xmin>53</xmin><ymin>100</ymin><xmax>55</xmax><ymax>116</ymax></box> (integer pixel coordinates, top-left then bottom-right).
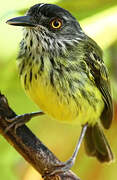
<box><xmin>50</xmin><ymin>18</ymin><xmax>62</xmax><ymax>29</ymax></box>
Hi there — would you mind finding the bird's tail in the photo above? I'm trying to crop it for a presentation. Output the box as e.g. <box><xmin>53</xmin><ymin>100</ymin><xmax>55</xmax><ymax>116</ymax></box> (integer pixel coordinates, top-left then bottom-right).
<box><xmin>84</xmin><ymin>123</ymin><xmax>114</xmax><ymax>162</ymax></box>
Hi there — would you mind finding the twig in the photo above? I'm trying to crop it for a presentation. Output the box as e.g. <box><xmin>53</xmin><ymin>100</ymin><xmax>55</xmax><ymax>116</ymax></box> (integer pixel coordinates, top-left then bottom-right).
<box><xmin>0</xmin><ymin>93</ymin><xmax>80</xmax><ymax>180</ymax></box>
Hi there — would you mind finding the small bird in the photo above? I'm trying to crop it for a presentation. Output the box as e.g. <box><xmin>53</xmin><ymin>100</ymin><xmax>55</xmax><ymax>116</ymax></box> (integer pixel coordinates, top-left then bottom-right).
<box><xmin>6</xmin><ymin>3</ymin><xmax>113</xmax><ymax>175</ymax></box>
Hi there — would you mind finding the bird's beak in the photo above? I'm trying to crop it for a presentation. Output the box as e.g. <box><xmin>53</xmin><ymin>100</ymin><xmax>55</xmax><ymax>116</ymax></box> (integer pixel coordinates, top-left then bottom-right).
<box><xmin>6</xmin><ymin>15</ymin><xmax>36</xmax><ymax>27</ymax></box>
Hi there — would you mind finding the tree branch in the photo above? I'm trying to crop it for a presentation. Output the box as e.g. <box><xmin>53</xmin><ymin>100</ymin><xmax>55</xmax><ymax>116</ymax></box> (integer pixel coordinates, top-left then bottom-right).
<box><xmin>0</xmin><ymin>93</ymin><xmax>80</xmax><ymax>180</ymax></box>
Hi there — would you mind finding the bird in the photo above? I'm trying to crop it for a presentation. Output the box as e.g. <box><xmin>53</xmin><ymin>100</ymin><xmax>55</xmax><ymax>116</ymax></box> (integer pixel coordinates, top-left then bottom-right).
<box><xmin>6</xmin><ymin>3</ymin><xmax>113</xmax><ymax>175</ymax></box>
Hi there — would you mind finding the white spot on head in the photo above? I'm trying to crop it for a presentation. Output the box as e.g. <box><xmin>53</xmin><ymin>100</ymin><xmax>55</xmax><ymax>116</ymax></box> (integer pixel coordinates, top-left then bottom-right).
<box><xmin>39</xmin><ymin>3</ymin><xmax>46</xmax><ymax>8</ymax></box>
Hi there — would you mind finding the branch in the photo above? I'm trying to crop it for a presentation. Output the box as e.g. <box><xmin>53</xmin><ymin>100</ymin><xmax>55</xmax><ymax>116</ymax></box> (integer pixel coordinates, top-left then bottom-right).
<box><xmin>0</xmin><ymin>93</ymin><xmax>80</xmax><ymax>180</ymax></box>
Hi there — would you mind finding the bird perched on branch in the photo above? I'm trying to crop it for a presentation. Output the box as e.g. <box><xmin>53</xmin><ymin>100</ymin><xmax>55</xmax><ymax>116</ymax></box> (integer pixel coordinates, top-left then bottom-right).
<box><xmin>7</xmin><ymin>3</ymin><xmax>113</xmax><ymax>175</ymax></box>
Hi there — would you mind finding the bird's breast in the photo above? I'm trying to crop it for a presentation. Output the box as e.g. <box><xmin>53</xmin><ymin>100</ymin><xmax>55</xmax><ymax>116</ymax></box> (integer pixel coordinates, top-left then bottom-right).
<box><xmin>19</xmin><ymin>56</ymin><xmax>104</xmax><ymax>125</ymax></box>
<box><xmin>20</xmin><ymin>63</ymin><xmax>79</xmax><ymax>123</ymax></box>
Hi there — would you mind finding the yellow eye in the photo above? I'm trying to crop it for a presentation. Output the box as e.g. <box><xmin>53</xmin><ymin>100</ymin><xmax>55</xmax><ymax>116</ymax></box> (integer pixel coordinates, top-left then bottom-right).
<box><xmin>50</xmin><ymin>18</ymin><xmax>62</xmax><ymax>29</ymax></box>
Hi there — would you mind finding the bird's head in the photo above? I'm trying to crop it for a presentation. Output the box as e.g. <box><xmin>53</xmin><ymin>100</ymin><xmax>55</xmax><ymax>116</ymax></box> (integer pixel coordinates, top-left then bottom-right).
<box><xmin>6</xmin><ymin>4</ymin><xmax>85</xmax><ymax>57</ymax></box>
<box><xmin>7</xmin><ymin>3</ymin><xmax>83</xmax><ymax>38</ymax></box>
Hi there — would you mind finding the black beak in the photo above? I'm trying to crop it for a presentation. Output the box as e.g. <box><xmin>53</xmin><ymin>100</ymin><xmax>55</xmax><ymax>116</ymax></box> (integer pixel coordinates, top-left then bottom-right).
<box><xmin>6</xmin><ymin>15</ymin><xmax>36</xmax><ymax>27</ymax></box>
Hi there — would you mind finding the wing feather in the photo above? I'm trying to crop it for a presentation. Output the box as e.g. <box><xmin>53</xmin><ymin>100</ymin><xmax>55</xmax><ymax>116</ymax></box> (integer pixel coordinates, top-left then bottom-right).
<box><xmin>84</xmin><ymin>37</ymin><xmax>113</xmax><ymax>129</ymax></box>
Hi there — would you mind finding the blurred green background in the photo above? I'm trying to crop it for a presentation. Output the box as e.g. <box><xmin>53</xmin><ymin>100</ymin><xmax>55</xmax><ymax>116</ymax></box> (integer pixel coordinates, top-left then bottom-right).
<box><xmin>0</xmin><ymin>0</ymin><xmax>117</xmax><ymax>180</ymax></box>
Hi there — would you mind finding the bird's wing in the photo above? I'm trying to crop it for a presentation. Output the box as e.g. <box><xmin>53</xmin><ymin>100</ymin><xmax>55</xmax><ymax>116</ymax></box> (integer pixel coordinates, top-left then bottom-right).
<box><xmin>84</xmin><ymin>37</ymin><xmax>113</xmax><ymax>129</ymax></box>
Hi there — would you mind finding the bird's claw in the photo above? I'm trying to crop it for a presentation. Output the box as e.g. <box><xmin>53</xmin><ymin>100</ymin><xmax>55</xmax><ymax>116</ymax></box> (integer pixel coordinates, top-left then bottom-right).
<box><xmin>4</xmin><ymin>113</ymin><xmax>32</xmax><ymax>133</ymax></box>
<box><xmin>43</xmin><ymin>159</ymin><xmax>74</xmax><ymax>178</ymax></box>
<box><xmin>4</xmin><ymin>111</ymin><xmax>44</xmax><ymax>133</ymax></box>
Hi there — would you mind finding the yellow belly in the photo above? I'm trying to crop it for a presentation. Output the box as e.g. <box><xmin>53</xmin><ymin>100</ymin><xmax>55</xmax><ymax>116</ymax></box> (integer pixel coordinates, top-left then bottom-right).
<box><xmin>20</xmin><ymin>65</ymin><xmax>104</xmax><ymax>126</ymax></box>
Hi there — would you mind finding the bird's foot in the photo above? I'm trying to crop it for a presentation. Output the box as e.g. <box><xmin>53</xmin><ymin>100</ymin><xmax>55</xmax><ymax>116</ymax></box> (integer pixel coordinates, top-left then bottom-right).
<box><xmin>4</xmin><ymin>111</ymin><xmax>44</xmax><ymax>133</ymax></box>
<box><xmin>43</xmin><ymin>123</ymin><xmax>88</xmax><ymax>177</ymax></box>
<box><xmin>43</xmin><ymin>158</ymin><xmax>75</xmax><ymax>178</ymax></box>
